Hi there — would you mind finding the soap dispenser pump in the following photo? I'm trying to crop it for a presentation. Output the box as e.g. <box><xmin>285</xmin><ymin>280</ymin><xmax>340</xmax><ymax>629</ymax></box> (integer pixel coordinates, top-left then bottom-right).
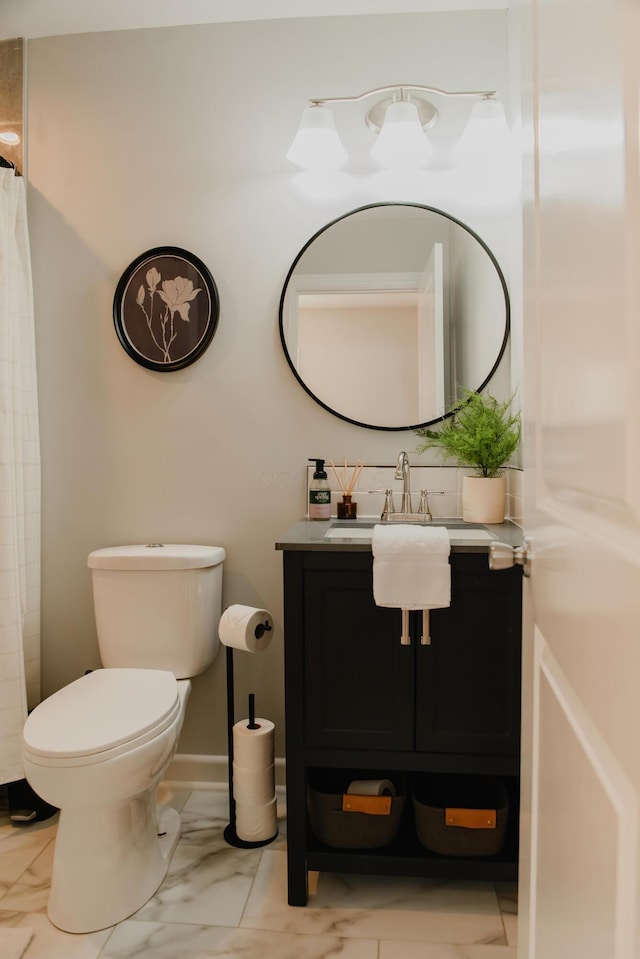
<box><xmin>308</xmin><ymin>458</ymin><xmax>331</xmax><ymax>520</ymax></box>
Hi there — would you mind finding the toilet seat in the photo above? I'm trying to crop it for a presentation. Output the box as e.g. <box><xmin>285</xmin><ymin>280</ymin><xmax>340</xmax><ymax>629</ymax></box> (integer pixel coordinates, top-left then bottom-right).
<box><xmin>23</xmin><ymin>668</ymin><xmax>180</xmax><ymax>767</ymax></box>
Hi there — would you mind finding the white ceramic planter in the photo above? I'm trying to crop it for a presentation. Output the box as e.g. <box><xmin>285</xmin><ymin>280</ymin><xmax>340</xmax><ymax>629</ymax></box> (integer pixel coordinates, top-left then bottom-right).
<box><xmin>462</xmin><ymin>475</ymin><xmax>506</xmax><ymax>523</ymax></box>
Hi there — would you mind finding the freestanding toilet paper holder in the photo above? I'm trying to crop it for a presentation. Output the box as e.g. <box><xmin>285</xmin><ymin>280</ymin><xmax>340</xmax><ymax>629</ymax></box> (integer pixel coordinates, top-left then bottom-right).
<box><xmin>223</xmin><ymin>643</ymin><xmax>279</xmax><ymax>849</ymax></box>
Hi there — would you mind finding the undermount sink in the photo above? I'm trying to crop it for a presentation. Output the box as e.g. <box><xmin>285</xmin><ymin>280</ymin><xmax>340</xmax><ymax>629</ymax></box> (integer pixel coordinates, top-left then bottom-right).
<box><xmin>324</xmin><ymin>521</ymin><xmax>494</xmax><ymax>542</ymax></box>
<box><xmin>324</xmin><ymin>526</ymin><xmax>376</xmax><ymax>539</ymax></box>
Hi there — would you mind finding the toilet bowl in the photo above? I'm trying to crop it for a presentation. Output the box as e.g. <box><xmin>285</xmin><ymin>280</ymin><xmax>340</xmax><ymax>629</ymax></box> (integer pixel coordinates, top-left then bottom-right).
<box><xmin>22</xmin><ymin>668</ymin><xmax>191</xmax><ymax>933</ymax></box>
<box><xmin>22</xmin><ymin>542</ymin><xmax>225</xmax><ymax>933</ymax></box>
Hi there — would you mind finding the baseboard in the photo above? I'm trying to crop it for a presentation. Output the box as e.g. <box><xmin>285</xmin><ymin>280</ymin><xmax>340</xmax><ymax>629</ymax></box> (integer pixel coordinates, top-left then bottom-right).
<box><xmin>163</xmin><ymin>753</ymin><xmax>286</xmax><ymax>790</ymax></box>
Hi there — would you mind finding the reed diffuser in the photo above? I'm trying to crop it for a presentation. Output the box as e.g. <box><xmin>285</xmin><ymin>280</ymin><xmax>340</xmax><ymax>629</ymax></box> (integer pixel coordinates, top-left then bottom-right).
<box><xmin>330</xmin><ymin>460</ymin><xmax>364</xmax><ymax>519</ymax></box>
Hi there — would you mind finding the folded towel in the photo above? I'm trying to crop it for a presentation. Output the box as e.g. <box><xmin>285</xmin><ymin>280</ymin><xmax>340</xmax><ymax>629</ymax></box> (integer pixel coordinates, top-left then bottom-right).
<box><xmin>372</xmin><ymin>524</ymin><xmax>451</xmax><ymax>610</ymax></box>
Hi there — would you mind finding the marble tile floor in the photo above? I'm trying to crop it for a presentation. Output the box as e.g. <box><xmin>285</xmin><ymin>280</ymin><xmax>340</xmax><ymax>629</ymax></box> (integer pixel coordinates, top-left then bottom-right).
<box><xmin>0</xmin><ymin>785</ymin><xmax>517</xmax><ymax>959</ymax></box>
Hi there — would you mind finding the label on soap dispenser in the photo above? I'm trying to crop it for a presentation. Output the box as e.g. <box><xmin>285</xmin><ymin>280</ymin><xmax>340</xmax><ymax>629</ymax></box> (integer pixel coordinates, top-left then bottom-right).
<box><xmin>309</xmin><ymin>488</ymin><xmax>331</xmax><ymax>519</ymax></box>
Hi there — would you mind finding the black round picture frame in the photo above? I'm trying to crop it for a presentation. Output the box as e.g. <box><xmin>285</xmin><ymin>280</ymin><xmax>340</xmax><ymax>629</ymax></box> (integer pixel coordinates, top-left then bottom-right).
<box><xmin>113</xmin><ymin>246</ymin><xmax>219</xmax><ymax>372</ymax></box>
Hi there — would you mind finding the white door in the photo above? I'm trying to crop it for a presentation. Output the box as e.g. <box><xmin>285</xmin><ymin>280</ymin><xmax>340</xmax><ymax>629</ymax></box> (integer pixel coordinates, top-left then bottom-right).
<box><xmin>519</xmin><ymin>0</ymin><xmax>640</xmax><ymax>957</ymax></box>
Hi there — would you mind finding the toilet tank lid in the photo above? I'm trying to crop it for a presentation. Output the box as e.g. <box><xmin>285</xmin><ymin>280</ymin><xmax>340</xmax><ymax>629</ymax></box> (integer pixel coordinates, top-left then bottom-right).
<box><xmin>88</xmin><ymin>544</ymin><xmax>225</xmax><ymax>570</ymax></box>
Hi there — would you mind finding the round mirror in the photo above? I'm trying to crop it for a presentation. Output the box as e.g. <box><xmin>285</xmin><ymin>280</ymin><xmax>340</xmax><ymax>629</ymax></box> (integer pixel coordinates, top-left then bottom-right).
<box><xmin>279</xmin><ymin>203</ymin><xmax>510</xmax><ymax>431</ymax></box>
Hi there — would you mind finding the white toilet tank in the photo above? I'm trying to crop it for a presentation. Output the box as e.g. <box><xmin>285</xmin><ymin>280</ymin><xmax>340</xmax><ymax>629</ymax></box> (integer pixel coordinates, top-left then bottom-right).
<box><xmin>87</xmin><ymin>544</ymin><xmax>225</xmax><ymax>678</ymax></box>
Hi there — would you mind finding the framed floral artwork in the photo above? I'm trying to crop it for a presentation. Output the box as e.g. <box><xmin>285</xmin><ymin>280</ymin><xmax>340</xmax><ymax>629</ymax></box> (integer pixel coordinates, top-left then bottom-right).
<box><xmin>113</xmin><ymin>246</ymin><xmax>219</xmax><ymax>371</ymax></box>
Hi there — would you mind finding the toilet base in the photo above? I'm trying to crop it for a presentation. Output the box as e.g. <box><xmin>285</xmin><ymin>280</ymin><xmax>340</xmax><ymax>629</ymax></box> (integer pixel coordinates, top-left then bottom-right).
<box><xmin>48</xmin><ymin>799</ymin><xmax>181</xmax><ymax>934</ymax></box>
<box><xmin>156</xmin><ymin>803</ymin><xmax>182</xmax><ymax>859</ymax></box>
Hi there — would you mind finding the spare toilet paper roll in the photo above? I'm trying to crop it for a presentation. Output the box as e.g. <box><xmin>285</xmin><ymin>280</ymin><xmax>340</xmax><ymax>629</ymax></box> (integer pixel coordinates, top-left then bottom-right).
<box><xmin>233</xmin><ymin>718</ymin><xmax>275</xmax><ymax>768</ymax></box>
<box><xmin>347</xmin><ymin>779</ymin><xmax>397</xmax><ymax>797</ymax></box>
<box><xmin>218</xmin><ymin>605</ymin><xmax>274</xmax><ymax>653</ymax></box>
<box><xmin>235</xmin><ymin>796</ymin><xmax>278</xmax><ymax>843</ymax></box>
<box><xmin>233</xmin><ymin>761</ymin><xmax>276</xmax><ymax>806</ymax></box>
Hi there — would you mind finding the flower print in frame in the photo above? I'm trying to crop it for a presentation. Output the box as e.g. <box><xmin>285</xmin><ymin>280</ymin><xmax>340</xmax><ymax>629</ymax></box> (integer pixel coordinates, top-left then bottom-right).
<box><xmin>113</xmin><ymin>247</ymin><xmax>219</xmax><ymax>371</ymax></box>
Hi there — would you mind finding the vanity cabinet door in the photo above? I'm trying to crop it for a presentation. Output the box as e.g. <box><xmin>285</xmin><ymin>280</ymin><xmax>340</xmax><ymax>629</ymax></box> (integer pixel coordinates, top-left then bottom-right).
<box><xmin>414</xmin><ymin>555</ymin><xmax>522</xmax><ymax>755</ymax></box>
<box><xmin>303</xmin><ymin>557</ymin><xmax>415</xmax><ymax>752</ymax></box>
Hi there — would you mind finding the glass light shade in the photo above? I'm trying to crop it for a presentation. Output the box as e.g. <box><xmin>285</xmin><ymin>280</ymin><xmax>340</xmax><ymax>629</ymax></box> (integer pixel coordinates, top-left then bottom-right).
<box><xmin>370</xmin><ymin>100</ymin><xmax>433</xmax><ymax>169</ymax></box>
<box><xmin>0</xmin><ymin>131</ymin><xmax>20</xmax><ymax>145</ymax></box>
<box><xmin>286</xmin><ymin>105</ymin><xmax>348</xmax><ymax>170</ymax></box>
<box><xmin>454</xmin><ymin>97</ymin><xmax>511</xmax><ymax>162</ymax></box>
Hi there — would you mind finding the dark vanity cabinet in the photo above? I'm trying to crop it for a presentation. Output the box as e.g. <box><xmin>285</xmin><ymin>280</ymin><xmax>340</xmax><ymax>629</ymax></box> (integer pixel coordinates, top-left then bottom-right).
<box><xmin>280</xmin><ymin>545</ymin><xmax>522</xmax><ymax>906</ymax></box>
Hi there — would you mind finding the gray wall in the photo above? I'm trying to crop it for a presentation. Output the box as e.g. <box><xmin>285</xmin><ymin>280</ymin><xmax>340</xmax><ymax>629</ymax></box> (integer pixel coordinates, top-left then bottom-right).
<box><xmin>26</xmin><ymin>11</ymin><xmax>510</xmax><ymax>759</ymax></box>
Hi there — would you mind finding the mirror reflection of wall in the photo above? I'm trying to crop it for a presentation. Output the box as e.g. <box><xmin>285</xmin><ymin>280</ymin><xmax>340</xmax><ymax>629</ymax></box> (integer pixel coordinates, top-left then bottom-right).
<box><xmin>298</xmin><ymin>290</ymin><xmax>429</xmax><ymax>427</ymax></box>
<box><xmin>280</xmin><ymin>204</ymin><xmax>510</xmax><ymax>431</ymax></box>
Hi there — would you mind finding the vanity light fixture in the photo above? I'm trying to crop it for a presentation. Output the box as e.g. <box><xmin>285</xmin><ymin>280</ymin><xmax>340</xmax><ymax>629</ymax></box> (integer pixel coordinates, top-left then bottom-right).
<box><xmin>453</xmin><ymin>94</ymin><xmax>511</xmax><ymax>161</ymax></box>
<box><xmin>286</xmin><ymin>84</ymin><xmax>508</xmax><ymax>171</ymax></box>
<box><xmin>285</xmin><ymin>103</ymin><xmax>348</xmax><ymax>171</ymax></box>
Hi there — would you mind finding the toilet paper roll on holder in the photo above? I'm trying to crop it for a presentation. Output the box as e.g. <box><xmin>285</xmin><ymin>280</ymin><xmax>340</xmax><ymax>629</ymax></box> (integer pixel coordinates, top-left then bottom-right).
<box><xmin>223</xmin><ymin>644</ymin><xmax>278</xmax><ymax>849</ymax></box>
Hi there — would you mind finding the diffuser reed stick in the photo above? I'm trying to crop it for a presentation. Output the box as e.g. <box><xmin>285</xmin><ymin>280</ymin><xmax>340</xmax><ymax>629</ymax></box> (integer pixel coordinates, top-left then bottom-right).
<box><xmin>330</xmin><ymin>461</ymin><xmax>364</xmax><ymax>495</ymax></box>
<box><xmin>346</xmin><ymin>461</ymin><xmax>364</xmax><ymax>494</ymax></box>
<box><xmin>329</xmin><ymin>461</ymin><xmax>347</xmax><ymax>495</ymax></box>
<box><xmin>331</xmin><ymin>460</ymin><xmax>364</xmax><ymax>519</ymax></box>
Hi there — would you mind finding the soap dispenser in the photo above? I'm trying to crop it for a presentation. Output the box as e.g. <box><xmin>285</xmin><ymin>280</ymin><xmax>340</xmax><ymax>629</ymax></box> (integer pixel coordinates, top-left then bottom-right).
<box><xmin>308</xmin><ymin>458</ymin><xmax>331</xmax><ymax>520</ymax></box>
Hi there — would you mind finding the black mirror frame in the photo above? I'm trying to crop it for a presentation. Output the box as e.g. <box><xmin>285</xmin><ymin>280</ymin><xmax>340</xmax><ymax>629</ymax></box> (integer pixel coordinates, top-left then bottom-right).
<box><xmin>278</xmin><ymin>202</ymin><xmax>510</xmax><ymax>432</ymax></box>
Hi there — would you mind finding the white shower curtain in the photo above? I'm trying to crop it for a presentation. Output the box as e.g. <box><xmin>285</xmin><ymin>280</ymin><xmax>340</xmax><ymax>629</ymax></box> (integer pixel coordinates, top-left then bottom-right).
<box><xmin>0</xmin><ymin>167</ymin><xmax>41</xmax><ymax>785</ymax></box>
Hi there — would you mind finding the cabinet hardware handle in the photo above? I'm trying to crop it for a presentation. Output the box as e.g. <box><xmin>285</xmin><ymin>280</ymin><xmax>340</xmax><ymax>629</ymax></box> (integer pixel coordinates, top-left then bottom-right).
<box><xmin>421</xmin><ymin>609</ymin><xmax>431</xmax><ymax>645</ymax></box>
<box><xmin>400</xmin><ymin>608</ymin><xmax>411</xmax><ymax>645</ymax></box>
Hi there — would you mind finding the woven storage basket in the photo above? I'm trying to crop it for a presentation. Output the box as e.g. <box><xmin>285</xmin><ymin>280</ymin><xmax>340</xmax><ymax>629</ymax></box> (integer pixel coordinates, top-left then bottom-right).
<box><xmin>307</xmin><ymin>770</ymin><xmax>406</xmax><ymax>849</ymax></box>
<box><xmin>413</xmin><ymin>773</ymin><xmax>508</xmax><ymax>858</ymax></box>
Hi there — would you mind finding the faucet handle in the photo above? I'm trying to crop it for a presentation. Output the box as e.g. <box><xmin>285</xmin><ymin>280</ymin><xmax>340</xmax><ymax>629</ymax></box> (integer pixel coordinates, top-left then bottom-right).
<box><xmin>382</xmin><ymin>489</ymin><xmax>395</xmax><ymax>520</ymax></box>
<box><xmin>418</xmin><ymin>490</ymin><xmax>431</xmax><ymax>520</ymax></box>
<box><xmin>417</xmin><ymin>489</ymin><xmax>446</xmax><ymax>520</ymax></box>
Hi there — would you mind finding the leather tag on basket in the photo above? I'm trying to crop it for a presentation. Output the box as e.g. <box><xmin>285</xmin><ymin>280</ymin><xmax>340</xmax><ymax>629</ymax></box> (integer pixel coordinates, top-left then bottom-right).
<box><xmin>342</xmin><ymin>794</ymin><xmax>392</xmax><ymax>816</ymax></box>
<box><xmin>445</xmin><ymin>807</ymin><xmax>496</xmax><ymax>829</ymax></box>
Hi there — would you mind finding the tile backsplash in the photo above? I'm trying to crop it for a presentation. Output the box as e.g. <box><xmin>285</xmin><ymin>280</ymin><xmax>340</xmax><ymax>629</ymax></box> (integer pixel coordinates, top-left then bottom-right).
<box><xmin>306</xmin><ymin>464</ymin><xmax>523</xmax><ymax>525</ymax></box>
<box><xmin>506</xmin><ymin>467</ymin><xmax>523</xmax><ymax>527</ymax></box>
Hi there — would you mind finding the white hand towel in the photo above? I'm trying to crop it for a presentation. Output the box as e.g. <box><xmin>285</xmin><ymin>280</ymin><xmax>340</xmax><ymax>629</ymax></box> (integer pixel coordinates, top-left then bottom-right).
<box><xmin>372</xmin><ymin>524</ymin><xmax>451</xmax><ymax>610</ymax></box>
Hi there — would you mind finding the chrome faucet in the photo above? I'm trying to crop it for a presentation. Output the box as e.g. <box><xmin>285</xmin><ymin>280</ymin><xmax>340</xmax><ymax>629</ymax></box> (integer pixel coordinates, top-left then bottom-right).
<box><xmin>395</xmin><ymin>451</ymin><xmax>412</xmax><ymax>513</ymax></box>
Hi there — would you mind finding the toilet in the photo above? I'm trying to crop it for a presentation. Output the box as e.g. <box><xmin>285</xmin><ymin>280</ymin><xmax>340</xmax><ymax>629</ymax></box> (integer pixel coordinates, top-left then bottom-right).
<box><xmin>22</xmin><ymin>543</ymin><xmax>225</xmax><ymax>934</ymax></box>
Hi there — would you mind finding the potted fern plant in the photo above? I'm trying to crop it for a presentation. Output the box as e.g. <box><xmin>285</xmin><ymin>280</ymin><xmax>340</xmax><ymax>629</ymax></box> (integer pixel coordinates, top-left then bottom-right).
<box><xmin>415</xmin><ymin>389</ymin><xmax>521</xmax><ymax>523</ymax></box>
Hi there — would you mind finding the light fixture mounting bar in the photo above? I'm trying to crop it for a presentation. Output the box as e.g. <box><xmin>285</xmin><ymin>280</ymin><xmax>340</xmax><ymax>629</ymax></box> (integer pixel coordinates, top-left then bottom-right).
<box><xmin>308</xmin><ymin>83</ymin><xmax>497</xmax><ymax>107</ymax></box>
